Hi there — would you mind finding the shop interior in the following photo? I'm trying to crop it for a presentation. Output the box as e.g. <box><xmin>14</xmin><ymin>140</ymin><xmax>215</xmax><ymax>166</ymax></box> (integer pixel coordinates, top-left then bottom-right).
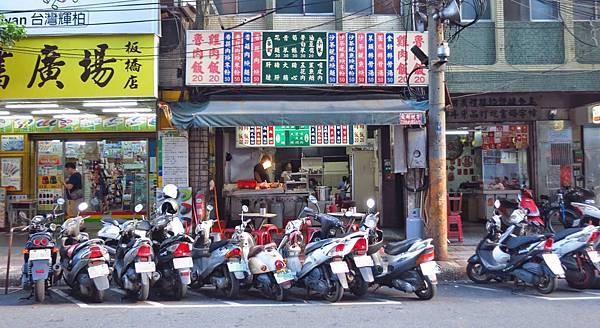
<box><xmin>35</xmin><ymin>137</ymin><xmax>157</xmax><ymax>215</ymax></box>
<box><xmin>215</xmin><ymin>125</ymin><xmax>382</xmax><ymax>229</ymax></box>
<box><xmin>445</xmin><ymin>123</ymin><xmax>531</xmax><ymax>222</ymax></box>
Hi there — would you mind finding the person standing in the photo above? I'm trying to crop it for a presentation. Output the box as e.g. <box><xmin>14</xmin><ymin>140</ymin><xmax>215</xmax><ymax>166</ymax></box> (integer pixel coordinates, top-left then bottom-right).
<box><xmin>63</xmin><ymin>162</ymin><xmax>83</xmax><ymax>217</ymax></box>
<box><xmin>253</xmin><ymin>154</ymin><xmax>272</xmax><ymax>183</ymax></box>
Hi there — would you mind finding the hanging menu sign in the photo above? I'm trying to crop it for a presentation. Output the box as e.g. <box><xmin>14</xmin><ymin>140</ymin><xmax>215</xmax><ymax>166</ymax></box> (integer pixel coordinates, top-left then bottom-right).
<box><xmin>236</xmin><ymin>125</ymin><xmax>367</xmax><ymax>148</ymax></box>
<box><xmin>186</xmin><ymin>30</ymin><xmax>428</xmax><ymax>87</ymax></box>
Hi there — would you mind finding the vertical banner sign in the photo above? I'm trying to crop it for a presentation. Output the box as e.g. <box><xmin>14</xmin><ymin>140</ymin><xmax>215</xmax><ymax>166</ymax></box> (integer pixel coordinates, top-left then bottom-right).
<box><xmin>186</xmin><ymin>30</ymin><xmax>427</xmax><ymax>86</ymax></box>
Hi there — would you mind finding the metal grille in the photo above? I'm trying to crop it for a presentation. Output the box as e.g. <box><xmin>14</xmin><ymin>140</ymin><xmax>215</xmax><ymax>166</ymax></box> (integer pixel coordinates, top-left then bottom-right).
<box><xmin>550</xmin><ymin>143</ymin><xmax>572</xmax><ymax>165</ymax></box>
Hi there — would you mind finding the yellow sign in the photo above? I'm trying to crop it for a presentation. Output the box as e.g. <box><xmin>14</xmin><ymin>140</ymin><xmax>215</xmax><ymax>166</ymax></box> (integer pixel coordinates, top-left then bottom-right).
<box><xmin>0</xmin><ymin>35</ymin><xmax>156</xmax><ymax>100</ymax></box>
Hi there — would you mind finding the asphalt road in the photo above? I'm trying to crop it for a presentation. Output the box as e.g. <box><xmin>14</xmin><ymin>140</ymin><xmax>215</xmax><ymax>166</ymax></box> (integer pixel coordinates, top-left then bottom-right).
<box><xmin>1</xmin><ymin>281</ymin><xmax>599</xmax><ymax>328</ymax></box>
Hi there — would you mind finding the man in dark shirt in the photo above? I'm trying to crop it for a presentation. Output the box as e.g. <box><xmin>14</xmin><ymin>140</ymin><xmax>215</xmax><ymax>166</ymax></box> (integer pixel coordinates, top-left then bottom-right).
<box><xmin>63</xmin><ymin>162</ymin><xmax>83</xmax><ymax>217</ymax></box>
<box><xmin>254</xmin><ymin>155</ymin><xmax>271</xmax><ymax>183</ymax></box>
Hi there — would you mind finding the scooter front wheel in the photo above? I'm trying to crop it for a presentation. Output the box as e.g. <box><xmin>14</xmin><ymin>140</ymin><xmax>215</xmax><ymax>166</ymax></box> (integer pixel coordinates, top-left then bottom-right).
<box><xmin>466</xmin><ymin>261</ymin><xmax>492</xmax><ymax>284</ymax></box>
<box><xmin>415</xmin><ymin>276</ymin><xmax>436</xmax><ymax>300</ymax></box>
<box><xmin>34</xmin><ymin>280</ymin><xmax>45</xmax><ymax>303</ymax></box>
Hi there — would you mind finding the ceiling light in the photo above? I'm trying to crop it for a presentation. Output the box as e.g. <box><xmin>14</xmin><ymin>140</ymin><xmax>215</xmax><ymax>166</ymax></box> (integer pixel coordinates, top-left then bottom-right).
<box><xmin>53</xmin><ymin>114</ymin><xmax>99</xmax><ymax>119</ymax></box>
<box><xmin>2</xmin><ymin>115</ymin><xmax>34</xmax><ymax>119</ymax></box>
<box><xmin>117</xmin><ymin>113</ymin><xmax>156</xmax><ymax>118</ymax></box>
<box><xmin>83</xmin><ymin>101</ymin><xmax>138</xmax><ymax>107</ymax></box>
<box><xmin>32</xmin><ymin>109</ymin><xmax>80</xmax><ymax>115</ymax></box>
<box><xmin>102</xmin><ymin>107</ymin><xmax>153</xmax><ymax>113</ymax></box>
<box><xmin>5</xmin><ymin>103</ymin><xmax>58</xmax><ymax>109</ymax></box>
<box><xmin>0</xmin><ymin>111</ymin><xmax>10</xmax><ymax>115</ymax></box>
<box><xmin>445</xmin><ymin>130</ymin><xmax>469</xmax><ymax>135</ymax></box>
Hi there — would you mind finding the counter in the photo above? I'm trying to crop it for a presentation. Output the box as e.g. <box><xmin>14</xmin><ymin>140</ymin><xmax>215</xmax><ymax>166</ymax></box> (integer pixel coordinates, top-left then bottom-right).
<box><xmin>457</xmin><ymin>189</ymin><xmax>520</xmax><ymax>222</ymax></box>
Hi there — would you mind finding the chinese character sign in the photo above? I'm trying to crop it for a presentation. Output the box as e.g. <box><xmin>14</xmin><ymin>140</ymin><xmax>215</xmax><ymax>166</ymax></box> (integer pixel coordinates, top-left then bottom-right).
<box><xmin>236</xmin><ymin>125</ymin><xmax>368</xmax><ymax>148</ymax></box>
<box><xmin>186</xmin><ymin>30</ymin><xmax>428</xmax><ymax>87</ymax></box>
<box><xmin>0</xmin><ymin>35</ymin><xmax>156</xmax><ymax>100</ymax></box>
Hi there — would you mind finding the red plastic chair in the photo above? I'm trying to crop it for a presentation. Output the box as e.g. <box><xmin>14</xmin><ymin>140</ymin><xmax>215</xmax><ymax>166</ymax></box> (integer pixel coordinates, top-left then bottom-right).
<box><xmin>447</xmin><ymin>193</ymin><xmax>464</xmax><ymax>242</ymax></box>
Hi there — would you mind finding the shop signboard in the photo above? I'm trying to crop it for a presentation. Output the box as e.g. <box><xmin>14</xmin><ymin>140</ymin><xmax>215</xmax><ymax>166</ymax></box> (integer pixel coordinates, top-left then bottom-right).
<box><xmin>1</xmin><ymin>0</ymin><xmax>160</xmax><ymax>36</ymax></box>
<box><xmin>236</xmin><ymin>125</ymin><xmax>367</xmax><ymax>148</ymax></box>
<box><xmin>0</xmin><ymin>116</ymin><xmax>156</xmax><ymax>133</ymax></box>
<box><xmin>186</xmin><ymin>30</ymin><xmax>428</xmax><ymax>87</ymax></box>
<box><xmin>0</xmin><ymin>34</ymin><xmax>157</xmax><ymax>100</ymax></box>
<box><xmin>592</xmin><ymin>105</ymin><xmax>600</xmax><ymax>124</ymax></box>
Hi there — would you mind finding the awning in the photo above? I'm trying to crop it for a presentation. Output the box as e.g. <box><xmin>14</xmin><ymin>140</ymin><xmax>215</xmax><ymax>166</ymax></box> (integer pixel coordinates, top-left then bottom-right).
<box><xmin>168</xmin><ymin>99</ymin><xmax>428</xmax><ymax>128</ymax></box>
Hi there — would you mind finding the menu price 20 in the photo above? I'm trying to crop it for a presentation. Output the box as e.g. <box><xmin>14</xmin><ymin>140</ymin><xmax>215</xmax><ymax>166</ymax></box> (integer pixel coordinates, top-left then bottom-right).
<box><xmin>186</xmin><ymin>30</ymin><xmax>428</xmax><ymax>87</ymax></box>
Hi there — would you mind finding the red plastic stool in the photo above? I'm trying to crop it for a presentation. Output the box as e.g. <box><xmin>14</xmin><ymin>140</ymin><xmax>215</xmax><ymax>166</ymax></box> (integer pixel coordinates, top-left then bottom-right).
<box><xmin>447</xmin><ymin>193</ymin><xmax>464</xmax><ymax>242</ymax></box>
<box><xmin>260</xmin><ymin>224</ymin><xmax>280</xmax><ymax>245</ymax></box>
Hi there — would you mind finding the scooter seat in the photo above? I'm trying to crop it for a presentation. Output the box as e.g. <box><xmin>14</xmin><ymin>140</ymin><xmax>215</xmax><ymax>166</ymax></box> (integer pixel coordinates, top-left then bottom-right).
<box><xmin>385</xmin><ymin>238</ymin><xmax>419</xmax><ymax>255</ymax></box>
<box><xmin>305</xmin><ymin>239</ymin><xmax>333</xmax><ymax>254</ymax></box>
<box><xmin>553</xmin><ymin>227</ymin><xmax>584</xmax><ymax>242</ymax></box>
<box><xmin>208</xmin><ymin>239</ymin><xmax>230</xmax><ymax>253</ymax></box>
<box><xmin>505</xmin><ymin>235</ymin><xmax>545</xmax><ymax>250</ymax></box>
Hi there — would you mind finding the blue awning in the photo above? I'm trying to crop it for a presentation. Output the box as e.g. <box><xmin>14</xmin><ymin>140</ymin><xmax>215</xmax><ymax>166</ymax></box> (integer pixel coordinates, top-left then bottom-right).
<box><xmin>168</xmin><ymin>99</ymin><xmax>428</xmax><ymax>128</ymax></box>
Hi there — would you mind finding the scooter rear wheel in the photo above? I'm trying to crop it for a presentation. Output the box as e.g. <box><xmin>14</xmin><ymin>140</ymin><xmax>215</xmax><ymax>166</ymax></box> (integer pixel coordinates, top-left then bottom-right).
<box><xmin>566</xmin><ymin>261</ymin><xmax>595</xmax><ymax>290</ymax></box>
<box><xmin>415</xmin><ymin>276</ymin><xmax>436</xmax><ymax>300</ymax></box>
<box><xmin>34</xmin><ymin>280</ymin><xmax>45</xmax><ymax>303</ymax></box>
<box><xmin>137</xmin><ymin>282</ymin><xmax>150</xmax><ymax>301</ymax></box>
<box><xmin>349</xmin><ymin>270</ymin><xmax>369</xmax><ymax>298</ymax></box>
<box><xmin>323</xmin><ymin>279</ymin><xmax>344</xmax><ymax>303</ymax></box>
<box><xmin>91</xmin><ymin>287</ymin><xmax>105</xmax><ymax>303</ymax></box>
<box><xmin>535</xmin><ymin>274</ymin><xmax>557</xmax><ymax>294</ymax></box>
<box><xmin>172</xmin><ymin>280</ymin><xmax>187</xmax><ymax>300</ymax></box>
<box><xmin>216</xmin><ymin>266</ymin><xmax>239</xmax><ymax>299</ymax></box>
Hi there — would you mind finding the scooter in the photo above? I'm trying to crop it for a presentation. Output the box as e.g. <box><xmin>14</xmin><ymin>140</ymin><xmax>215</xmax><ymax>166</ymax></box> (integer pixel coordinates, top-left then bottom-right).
<box><xmin>543</xmin><ymin>186</ymin><xmax>600</xmax><ymax>232</ymax></box>
<box><xmin>191</xmin><ymin>205</ymin><xmax>249</xmax><ymax>299</ymax></box>
<box><xmin>111</xmin><ymin>204</ymin><xmax>157</xmax><ymax>301</ymax></box>
<box><xmin>59</xmin><ymin>202</ymin><xmax>111</xmax><ymax>302</ymax></box>
<box><xmin>150</xmin><ymin>184</ymin><xmax>194</xmax><ymax>300</ymax></box>
<box><xmin>19</xmin><ymin>198</ymin><xmax>63</xmax><ymax>302</ymax></box>
<box><xmin>466</xmin><ymin>202</ymin><xmax>565</xmax><ymax>294</ymax></box>
<box><xmin>551</xmin><ymin>225</ymin><xmax>600</xmax><ymax>289</ymax></box>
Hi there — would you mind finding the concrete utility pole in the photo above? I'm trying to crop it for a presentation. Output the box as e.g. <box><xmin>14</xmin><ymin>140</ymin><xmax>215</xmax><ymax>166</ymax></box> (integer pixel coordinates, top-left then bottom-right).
<box><xmin>195</xmin><ymin>0</ymin><xmax>205</xmax><ymax>29</ymax></box>
<box><xmin>427</xmin><ymin>1</ymin><xmax>448</xmax><ymax>260</ymax></box>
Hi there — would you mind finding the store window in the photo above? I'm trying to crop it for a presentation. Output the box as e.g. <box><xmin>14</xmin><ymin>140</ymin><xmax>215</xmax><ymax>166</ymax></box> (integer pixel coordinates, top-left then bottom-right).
<box><xmin>276</xmin><ymin>0</ymin><xmax>334</xmax><ymax>14</ymax></box>
<box><xmin>36</xmin><ymin>139</ymin><xmax>152</xmax><ymax>213</ymax></box>
<box><xmin>504</xmin><ymin>0</ymin><xmax>559</xmax><ymax>21</ymax></box>
<box><xmin>461</xmin><ymin>0</ymin><xmax>492</xmax><ymax>22</ymax></box>
<box><xmin>573</xmin><ymin>0</ymin><xmax>600</xmax><ymax>20</ymax></box>
<box><xmin>344</xmin><ymin>0</ymin><xmax>402</xmax><ymax>14</ymax></box>
<box><xmin>213</xmin><ymin>0</ymin><xmax>266</xmax><ymax>14</ymax></box>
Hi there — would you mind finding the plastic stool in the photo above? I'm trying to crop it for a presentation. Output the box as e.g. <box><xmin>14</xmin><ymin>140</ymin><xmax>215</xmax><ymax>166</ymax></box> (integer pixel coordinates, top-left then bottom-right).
<box><xmin>447</xmin><ymin>193</ymin><xmax>464</xmax><ymax>242</ymax></box>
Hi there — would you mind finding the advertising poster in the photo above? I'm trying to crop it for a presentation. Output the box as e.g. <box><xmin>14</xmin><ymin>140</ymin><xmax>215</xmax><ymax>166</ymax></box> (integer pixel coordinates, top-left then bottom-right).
<box><xmin>1</xmin><ymin>157</ymin><xmax>22</xmax><ymax>191</ymax></box>
<box><xmin>1</xmin><ymin>135</ymin><xmax>25</xmax><ymax>151</ymax></box>
<box><xmin>37</xmin><ymin>140</ymin><xmax>64</xmax><ymax>210</ymax></box>
<box><xmin>0</xmin><ymin>187</ymin><xmax>6</xmax><ymax>229</ymax></box>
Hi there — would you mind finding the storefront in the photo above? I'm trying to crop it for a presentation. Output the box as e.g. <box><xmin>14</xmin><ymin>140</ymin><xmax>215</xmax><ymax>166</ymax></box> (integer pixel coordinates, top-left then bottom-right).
<box><xmin>162</xmin><ymin>29</ymin><xmax>430</xmax><ymax>229</ymax></box>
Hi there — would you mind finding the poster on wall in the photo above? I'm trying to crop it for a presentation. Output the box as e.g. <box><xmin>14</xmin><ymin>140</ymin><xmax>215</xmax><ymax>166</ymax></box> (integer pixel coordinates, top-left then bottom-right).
<box><xmin>1</xmin><ymin>135</ymin><xmax>25</xmax><ymax>152</ymax></box>
<box><xmin>37</xmin><ymin>140</ymin><xmax>64</xmax><ymax>210</ymax></box>
<box><xmin>159</xmin><ymin>131</ymin><xmax>189</xmax><ymax>187</ymax></box>
<box><xmin>0</xmin><ymin>187</ymin><xmax>6</xmax><ymax>229</ymax></box>
<box><xmin>1</xmin><ymin>157</ymin><xmax>22</xmax><ymax>191</ymax></box>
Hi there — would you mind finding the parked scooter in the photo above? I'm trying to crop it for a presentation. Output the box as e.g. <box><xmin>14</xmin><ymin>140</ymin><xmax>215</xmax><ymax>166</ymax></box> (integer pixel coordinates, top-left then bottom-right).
<box><xmin>111</xmin><ymin>204</ymin><xmax>157</xmax><ymax>301</ymax></box>
<box><xmin>19</xmin><ymin>198</ymin><xmax>64</xmax><ymax>302</ymax></box>
<box><xmin>59</xmin><ymin>202</ymin><xmax>111</xmax><ymax>302</ymax></box>
<box><xmin>551</xmin><ymin>225</ymin><xmax>600</xmax><ymax>289</ymax></box>
<box><xmin>191</xmin><ymin>205</ymin><xmax>248</xmax><ymax>299</ymax></box>
<box><xmin>150</xmin><ymin>184</ymin><xmax>194</xmax><ymax>300</ymax></box>
<box><xmin>466</xmin><ymin>203</ymin><xmax>565</xmax><ymax>294</ymax></box>
<box><xmin>543</xmin><ymin>186</ymin><xmax>600</xmax><ymax>232</ymax></box>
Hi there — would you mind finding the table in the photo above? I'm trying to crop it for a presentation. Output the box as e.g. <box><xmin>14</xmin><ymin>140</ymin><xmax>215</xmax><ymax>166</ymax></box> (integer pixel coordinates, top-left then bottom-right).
<box><xmin>238</xmin><ymin>212</ymin><xmax>278</xmax><ymax>229</ymax></box>
<box><xmin>7</xmin><ymin>199</ymin><xmax>36</xmax><ymax>227</ymax></box>
<box><xmin>327</xmin><ymin>211</ymin><xmax>365</xmax><ymax>232</ymax></box>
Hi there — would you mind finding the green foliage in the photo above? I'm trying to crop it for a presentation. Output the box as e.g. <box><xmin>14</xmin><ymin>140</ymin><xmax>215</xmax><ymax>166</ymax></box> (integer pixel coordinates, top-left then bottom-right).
<box><xmin>0</xmin><ymin>14</ymin><xmax>26</xmax><ymax>47</ymax></box>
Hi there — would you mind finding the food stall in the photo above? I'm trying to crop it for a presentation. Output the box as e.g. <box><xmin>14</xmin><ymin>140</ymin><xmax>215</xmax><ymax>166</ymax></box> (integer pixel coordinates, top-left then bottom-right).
<box><xmin>446</xmin><ymin>124</ymin><xmax>530</xmax><ymax>222</ymax></box>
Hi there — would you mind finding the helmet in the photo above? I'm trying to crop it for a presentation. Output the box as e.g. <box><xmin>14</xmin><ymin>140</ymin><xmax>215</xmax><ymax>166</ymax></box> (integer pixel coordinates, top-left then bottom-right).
<box><xmin>160</xmin><ymin>198</ymin><xmax>179</xmax><ymax>215</ymax></box>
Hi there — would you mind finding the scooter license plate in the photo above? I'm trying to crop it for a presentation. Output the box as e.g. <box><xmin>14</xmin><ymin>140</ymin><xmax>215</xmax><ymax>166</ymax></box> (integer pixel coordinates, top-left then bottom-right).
<box><xmin>88</xmin><ymin>263</ymin><xmax>109</xmax><ymax>279</ymax></box>
<box><xmin>353</xmin><ymin>255</ymin><xmax>374</xmax><ymax>268</ymax></box>
<box><xmin>226</xmin><ymin>261</ymin><xmax>246</xmax><ymax>272</ymax></box>
<box><xmin>135</xmin><ymin>261</ymin><xmax>156</xmax><ymax>273</ymax></box>
<box><xmin>330</xmin><ymin>261</ymin><xmax>349</xmax><ymax>274</ymax></box>
<box><xmin>173</xmin><ymin>257</ymin><xmax>193</xmax><ymax>270</ymax></box>
<box><xmin>274</xmin><ymin>270</ymin><xmax>295</xmax><ymax>284</ymax></box>
<box><xmin>28</xmin><ymin>249</ymin><xmax>51</xmax><ymax>261</ymax></box>
<box><xmin>542</xmin><ymin>253</ymin><xmax>565</xmax><ymax>276</ymax></box>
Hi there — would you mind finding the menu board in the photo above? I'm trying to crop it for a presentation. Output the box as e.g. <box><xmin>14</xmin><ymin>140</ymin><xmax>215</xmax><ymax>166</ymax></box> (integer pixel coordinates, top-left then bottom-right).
<box><xmin>37</xmin><ymin>140</ymin><xmax>64</xmax><ymax>210</ymax></box>
<box><xmin>481</xmin><ymin>125</ymin><xmax>529</xmax><ymax>150</ymax></box>
<box><xmin>236</xmin><ymin>125</ymin><xmax>367</xmax><ymax>148</ymax></box>
<box><xmin>160</xmin><ymin>131</ymin><xmax>189</xmax><ymax>187</ymax></box>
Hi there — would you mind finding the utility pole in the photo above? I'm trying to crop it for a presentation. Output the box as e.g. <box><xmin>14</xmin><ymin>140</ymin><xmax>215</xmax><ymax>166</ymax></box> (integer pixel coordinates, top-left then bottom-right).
<box><xmin>195</xmin><ymin>0</ymin><xmax>205</xmax><ymax>29</ymax></box>
<box><xmin>427</xmin><ymin>1</ymin><xmax>448</xmax><ymax>260</ymax></box>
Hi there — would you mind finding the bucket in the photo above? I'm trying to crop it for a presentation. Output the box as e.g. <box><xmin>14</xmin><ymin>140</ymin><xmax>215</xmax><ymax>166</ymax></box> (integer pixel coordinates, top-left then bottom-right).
<box><xmin>316</xmin><ymin>186</ymin><xmax>332</xmax><ymax>201</ymax></box>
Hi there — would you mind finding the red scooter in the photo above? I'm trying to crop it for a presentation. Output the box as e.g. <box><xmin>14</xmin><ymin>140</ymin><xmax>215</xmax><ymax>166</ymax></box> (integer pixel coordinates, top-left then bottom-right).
<box><xmin>496</xmin><ymin>188</ymin><xmax>546</xmax><ymax>235</ymax></box>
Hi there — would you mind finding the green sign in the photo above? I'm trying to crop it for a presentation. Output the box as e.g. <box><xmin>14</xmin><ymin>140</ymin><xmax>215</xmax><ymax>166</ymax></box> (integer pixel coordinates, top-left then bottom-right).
<box><xmin>262</xmin><ymin>32</ymin><xmax>327</xmax><ymax>60</ymax></box>
<box><xmin>275</xmin><ymin>126</ymin><xmax>310</xmax><ymax>147</ymax></box>
<box><xmin>0</xmin><ymin>116</ymin><xmax>156</xmax><ymax>134</ymax></box>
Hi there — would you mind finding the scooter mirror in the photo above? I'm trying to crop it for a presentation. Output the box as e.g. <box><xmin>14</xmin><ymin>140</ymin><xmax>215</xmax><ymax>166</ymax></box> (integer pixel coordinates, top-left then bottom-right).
<box><xmin>113</xmin><ymin>220</ymin><xmax>120</xmax><ymax>226</ymax></box>
<box><xmin>78</xmin><ymin>202</ymin><xmax>89</xmax><ymax>212</ymax></box>
<box><xmin>366</xmin><ymin>198</ymin><xmax>375</xmax><ymax>209</ymax></box>
<box><xmin>206</xmin><ymin>205</ymin><xmax>214</xmax><ymax>212</ymax></box>
<box><xmin>308</xmin><ymin>195</ymin><xmax>318</xmax><ymax>204</ymax></box>
<box><xmin>56</xmin><ymin>198</ymin><xmax>65</xmax><ymax>206</ymax></box>
<box><xmin>18</xmin><ymin>211</ymin><xmax>27</xmax><ymax>220</ymax></box>
<box><xmin>494</xmin><ymin>199</ymin><xmax>501</xmax><ymax>209</ymax></box>
<box><xmin>241</xmin><ymin>205</ymin><xmax>249</xmax><ymax>213</ymax></box>
<box><xmin>134</xmin><ymin>204</ymin><xmax>144</xmax><ymax>213</ymax></box>
<box><xmin>163</xmin><ymin>184</ymin><xmax>178</xmax><ymax>199</ymax></box>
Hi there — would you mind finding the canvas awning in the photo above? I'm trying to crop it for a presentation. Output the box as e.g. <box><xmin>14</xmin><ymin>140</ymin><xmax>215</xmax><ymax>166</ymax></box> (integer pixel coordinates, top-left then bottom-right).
<box><xmin>168</xmin><ymin>99</ymin><xmax>428</xmax><ymax>128</ymax></box>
